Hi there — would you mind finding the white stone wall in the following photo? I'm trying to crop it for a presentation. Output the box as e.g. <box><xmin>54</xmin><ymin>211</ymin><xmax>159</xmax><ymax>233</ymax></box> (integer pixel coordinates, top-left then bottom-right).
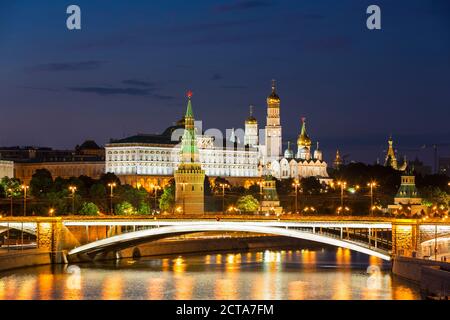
<box><xmin>270</xmin><ymin>158</ymin><xmax>328</xmax><ymax>180</ymax></box>
<box><xmin>0</xmin><ymin>160</ymin><xmax>14</xmax><ymax>179</ymax></box>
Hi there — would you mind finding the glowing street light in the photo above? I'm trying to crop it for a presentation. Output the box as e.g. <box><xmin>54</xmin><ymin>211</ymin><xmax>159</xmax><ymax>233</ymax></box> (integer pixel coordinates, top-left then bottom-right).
<box><xmin>152</xmin><ymin>185</ymin><xmax>162</xmax><ymax>214</ymax></box>
<box><xmin>7</xmin><ymin>188</ymin><xmax>13</xmax><ymax>216</ymax></box>
<box><xmin>69</xmin><ymin>186</ymin><xmax>77</xmax><ymax>215</ymax></box>
<box><xmin>219</xmin><ymin>183</ymin><xmax>229</xmax><ymax>214</ymax></box>
<box><xmin>292</xmin><ymin>180</ymin><xmax>300</xmax><ymax>214</ymax></box>
<box><xmin>257</xmin><ymin>180</ymin><xmax>264</xmax><ymax>214</ymax></box>
<box><xmin>367</xmin><ymin>181</ymin><xmax>377</xmax><ymax>216</ymax></box>
<box><xmin>336</xmin><ymin>181</ymin><xmax>347</xmax><ymax>211</ymax></box>
<box><xmin>21</xmin><ymin>185</ymin><xmax>29</xmax><ymax>216</ymax></box>
<box><xmin>107</xmin><ymin>182</ymin><xmax>117</xmax><ymax>215</ymax></box>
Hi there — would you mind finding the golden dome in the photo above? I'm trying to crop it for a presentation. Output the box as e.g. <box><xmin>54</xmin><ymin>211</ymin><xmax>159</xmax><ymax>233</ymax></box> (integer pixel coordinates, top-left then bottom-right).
<box><xmin>297</xmin><ymin>118</ymin><xmax>311</xmax><ymax>147</ymax></box>
<box><xmin>267</xmin><ymin>80</ymin><xmax>280</xmax><ymax>105</ymax></box>
<box><xmin>245</xmin><ymin>105</ymin><xmax>257</xmax><ymax>124</ymax></box>
<box><xmin>246</xmin><ymin>116</ymin><xmax>257</xmax><ymax>124</ymax></box>
<box><xmin>297</xmin><ymin>134</ymin><xmax>311</xmax><ymax>147</ymax></box>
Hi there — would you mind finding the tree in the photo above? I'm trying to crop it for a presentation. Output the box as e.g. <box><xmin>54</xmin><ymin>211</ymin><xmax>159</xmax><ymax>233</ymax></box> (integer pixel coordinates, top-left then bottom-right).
<box><xmin>159</xmin><ymin>185</ymin><xmax>175</xmax><ymax>212</ymax></box>
<box><xmin>300</xmin><ymin>177</ymin><xmax>323</xmax><ymax>195</ymax></box>
<box><xmin>30</xmin><ymin>169</ymin><xmax>53</xmax><ymax>197</ymax></box>
<box><xmin>236</xmin><ymin>195</ymin><xmax>259</xmax><ymax>213</ymax></box>
<box><xmin>79</xmin><ymin>202</ymin><xmax>100</xmax><ymax>216</ymax></box>
<box><xmin>137</xmin><ymin>202</ymin><xmax>151</xmax><ymax>215</ymax></box>
<box><xmin>0</xmin><ymin>177</ymin><xmax>22</xmax><ymax>197</ymax></box>
<box><xmin>117</xmin><ymin>185</ymin><xmax>149</xmax><ymax>209</ymax></box>
<box><xmin>115</xmin><ymin>201</ymin><xmax>135</xmax><ymax>215</ymax></box>
<box><xmin>420</xmin><ymin>187</ymin><xmax>449</xmax><ymax>208</ymax></box>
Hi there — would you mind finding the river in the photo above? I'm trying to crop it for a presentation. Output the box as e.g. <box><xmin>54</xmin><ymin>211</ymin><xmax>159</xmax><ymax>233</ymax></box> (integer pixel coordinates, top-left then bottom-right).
<box><xmin>0</xmin><ymin>248</ymin><xmax>420</xmax><ymax>300</ymax></box>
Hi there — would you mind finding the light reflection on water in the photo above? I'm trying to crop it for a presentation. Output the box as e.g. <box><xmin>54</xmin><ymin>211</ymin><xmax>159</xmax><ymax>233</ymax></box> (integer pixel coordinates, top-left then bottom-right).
<box><xmin>0</xmin><ymin>248</ymin><xmax>420</xmax><ymax>300</ymax></box>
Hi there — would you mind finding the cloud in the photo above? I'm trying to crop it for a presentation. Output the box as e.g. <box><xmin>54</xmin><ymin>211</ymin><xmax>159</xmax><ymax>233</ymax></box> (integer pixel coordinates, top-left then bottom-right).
<box><xmin>68</xmin><ymin>85</ymin><xmax>174</xmax><ymax>100</ymax></box>
<box><xmin>215</xmin><ymin>0</ymin><xmax>274</xmax><ymax>13</ymax></box>
<box><xmin>211</xmin><ymin>73</ymin><xmax>223</xmax><ymax>81</ymax></box>
<box><xmin>122</xmin><ymin>79</ymin><xmax>156</xmax><ymax>87</ymax></box>
<box><xmin>28</xmin><ymin>61</ymin><xmax>105</xmax><ymax>72</ymax></box>
<box><xmin>152</xmin><ymin>94</ymin><xmax>176</xmax><ymax>101</ymax></box>
<box><xmin>69</xmin><ymin>87</ymin><xmax>151</xmax><ymax>96</ymax></box>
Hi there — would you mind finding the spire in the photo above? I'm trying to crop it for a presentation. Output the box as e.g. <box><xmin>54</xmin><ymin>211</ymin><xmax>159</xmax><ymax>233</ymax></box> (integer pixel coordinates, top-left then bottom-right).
<box><xmin>250</xmin><ymin>105</ymin><xmax>253</xmax><ymax>117</ymax></box>
<box><xmin>180</xmin><ymin>91</ymin><xmax>199</xmax><ymax>164</ymax></box>
<box><xmin>185</xmin><ymin>90</ymin><xmax>194</xmax><ymax>118</ymax></box>
<box><xmin>267</xmin><ymin>79</ymin><xmax>280</xmax><ymax>104</ymax></box>
<box><xmin>316</xmin><ymin>141</ymin><xmax>320</xmax><ymax>150</ymax></box>
<box><xmin>246</xmin><ymin>105</ymin><xmax>257</xmax><ymax>124</ymax></box>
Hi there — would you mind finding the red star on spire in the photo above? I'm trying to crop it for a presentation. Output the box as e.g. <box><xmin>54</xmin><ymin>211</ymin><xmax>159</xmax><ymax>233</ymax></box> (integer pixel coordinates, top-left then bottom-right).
<box><xmin>301</xmin><ymin>117</ymin><xmax>306</xmax><ymax>123</ymax></box>
<box><xmin>186</xmin><ymin>90</ymin><xmax>193</xmax><ymax>99</ymax></box>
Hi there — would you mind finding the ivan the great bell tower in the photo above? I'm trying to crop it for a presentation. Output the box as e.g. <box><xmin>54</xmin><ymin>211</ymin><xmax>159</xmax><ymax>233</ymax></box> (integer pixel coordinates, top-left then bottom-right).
<box><xmin>264</xmin><ymin>80</ymin><xmax>282</xmax><ymax>163</ymax></box>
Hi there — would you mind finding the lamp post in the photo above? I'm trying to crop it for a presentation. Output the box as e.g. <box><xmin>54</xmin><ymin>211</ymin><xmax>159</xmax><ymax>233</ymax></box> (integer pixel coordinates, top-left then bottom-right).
<box><xmin>69</xmin><ymin>186</ymin><xmax>77</xmax><ymax>215</ymax></box>
<box><xmin>108</xmin><ymin>183</ymin><xmax>117</xmax><ymax>215</ymax></box>
<box><xmin>337</xmin><ymin>181</ymin><xmax>346</xmax><ymax>214</ymax></box>
<box><xmin>7</xmin><ymin>188</ymin><xmax>13</xmax><ymax>216</ymax></box>
<box><xmin>21</xmin><ymin>185</ymin><xmax>29</xmax><ymax>216</ymax></box>
<box><xmin>153</xmin><ymin>185</ymin><xmax>161</xmax><ymax>214</ymax></box>
<box><xmin>180</xmin><ymin>182</ymin><xmax>187</xmax><ymax>215</ymax></box>
<box><xmin>292</xmin><ymin>180</ymin><xmax>300</xmax><ymax>214</ymax></box>
<box><xmin>219</xmin><ymin>183</ymin><xmax>228</xmax><ymax>215</ymax></box>
<box><xmin>257</xmin><ymin>180</ymin><xmax>264</xmax><ymax>214</ymax></box>
<box><xmin>367</xmin><ymin>181</ymin><xmax>377</xmax><ymax>216</ymax></box>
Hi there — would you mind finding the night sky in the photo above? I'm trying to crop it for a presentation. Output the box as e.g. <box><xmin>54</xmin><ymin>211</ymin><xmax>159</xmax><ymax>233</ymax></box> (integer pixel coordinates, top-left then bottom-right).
<box><xmin>0</xmin><ymin>0</ymin><xmax>449</xmax><ymax>166</ymax></box>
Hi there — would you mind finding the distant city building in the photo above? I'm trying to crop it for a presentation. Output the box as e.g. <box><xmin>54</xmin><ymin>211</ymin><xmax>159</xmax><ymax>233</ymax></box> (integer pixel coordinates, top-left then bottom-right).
<box><xmin>0</xmin><ymin>141</ymin><xmax>105</xmax><ymax>184</ymax></box>
<box><xmin>439</xmin><ymin>157</ymin><xmax>450</xmax><ymax>176</ymax></box>
<box><xmin>384</xmin><ymin>136</ymin><xmax>407</xmax><ymax>171</ymax></box>
<box><xmin>0</xmin><ymin>160</ymin><xmax>14</xmax><ymax>179</ymax></box>
<box><xmin>333</xmin><ymin>149</ymin><xmax>343</xmax><ymax>169</ymax></box>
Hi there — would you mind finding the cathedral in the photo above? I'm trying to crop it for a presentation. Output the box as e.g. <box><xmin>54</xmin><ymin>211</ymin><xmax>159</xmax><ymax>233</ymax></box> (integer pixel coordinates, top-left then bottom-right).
<box><xmin>105</xmin><ymin>81</ymin><xmax>329</xmax><ymax>189</ymax></box>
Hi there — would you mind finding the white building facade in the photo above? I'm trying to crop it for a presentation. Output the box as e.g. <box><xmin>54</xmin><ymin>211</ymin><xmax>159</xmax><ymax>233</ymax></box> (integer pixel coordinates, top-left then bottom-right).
<box><xmin>0</xmin><ymin>160</ymin><xmax>14</xmax><ymax>179</ymax></box>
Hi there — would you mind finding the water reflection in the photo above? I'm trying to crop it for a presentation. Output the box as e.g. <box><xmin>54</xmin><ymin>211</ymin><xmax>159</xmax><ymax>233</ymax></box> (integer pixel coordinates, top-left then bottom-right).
<box><xmin>0</xmin><ymin>248</ymin><xmax>420</xmax><ymax>300</ymax></box>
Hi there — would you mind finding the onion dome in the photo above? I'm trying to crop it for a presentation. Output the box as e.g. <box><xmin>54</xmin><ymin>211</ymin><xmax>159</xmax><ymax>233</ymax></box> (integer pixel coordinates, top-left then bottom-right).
<box><xmin>284</xmin><ymin>141</ymin><xmax>294</xmax><ymax>159</ymax></box>
<box><xmin>267</xmin><ymin>79</ymin><xmax>280</xmax><ymax>105</ymax></box>
<box><xmin>313</xmin><ymin>142</ymin><xmax>323</xmax><ymax>160</ymax></box>
<box><xmin>297</xmin><ymin>117</ymin><xmax>312</xmax><ymax>147</ymax></box>
<box><xmin>245</xmin><ymin>105</ymin><xmax>258</xmax><ymax>124</ymax></box>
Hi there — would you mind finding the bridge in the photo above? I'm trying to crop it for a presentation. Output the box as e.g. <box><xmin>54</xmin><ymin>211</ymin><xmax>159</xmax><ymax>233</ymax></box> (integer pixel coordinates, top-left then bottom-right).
<box><xmin>1</xmin><ymin>216</ymin><xmax>449</xmax><ymax>263</ymax></box>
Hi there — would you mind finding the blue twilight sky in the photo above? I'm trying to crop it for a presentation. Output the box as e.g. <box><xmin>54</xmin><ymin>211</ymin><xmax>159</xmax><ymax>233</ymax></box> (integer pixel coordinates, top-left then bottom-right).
<box><xmin>0</xmin><ymin>0</ymin><xmax>449</xmax><ymax>166</ymax></box>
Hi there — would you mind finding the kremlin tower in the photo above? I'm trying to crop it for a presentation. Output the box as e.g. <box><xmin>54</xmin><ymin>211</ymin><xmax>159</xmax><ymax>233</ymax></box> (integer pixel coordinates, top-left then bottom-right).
<box><xmin>174</xmin><ymin>92</ymin><xmax>205</xmax><ymax>214</ymax></box>
<box><xmin>264</xmin><ymin>80</ymin><xmax>282</xmax><ymax>162</ymax></box>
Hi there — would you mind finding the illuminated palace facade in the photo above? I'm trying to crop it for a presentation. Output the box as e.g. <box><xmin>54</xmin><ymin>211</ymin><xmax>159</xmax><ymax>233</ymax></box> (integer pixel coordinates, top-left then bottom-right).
<box><xmin>105</xmin><ymin>82</ymin><xmax>329</xmax><ymax>189</ymax></box>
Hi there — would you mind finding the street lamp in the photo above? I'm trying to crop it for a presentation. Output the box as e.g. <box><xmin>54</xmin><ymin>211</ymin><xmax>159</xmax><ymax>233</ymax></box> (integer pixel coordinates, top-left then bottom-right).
<box><xmin>21</xmin><ymin>185</ymin><xmax>29</xmax><ymax>216</ymax></box>
<box><xmin>7</xmin><ymin>188</ymin><xmax>13</xmax><ymax>216</ymax></box>
<box><xmin>367</xmin><ymin>181</ymin><xmax>377</xmax><ymax>216</ymax></box>
<box><xmin>257</xmin><ymin>180</ymin><xmax>264</xmax><ymax>214</ymax></box>
<box><xmin>336</xmin><ymin>181</ymin><xmax>347</xmax><ymax>213</ymax></box>
<box><xmin>219</xmin><ymin>183</ymin><xmax>228</xmax><ymax>214</ymax></box>
<box><xmin>153</xmin><ymin>185</ymin><xmax>161</xmax><ymax>214</ymax></box>
<box><xmin>49</xmin><ymin>208</ymin><xmax>55</xmax><ymax>217</ymax></box>
<box><xmin>292</xmin><ymin>180</ymin><xmax>300</xmax><ymax>214</ymax></box>
<box><xmin>108</xmin><ymin>183</ymin><xmax>117</xmax><ymax>215</ymax></box>
<box><xmin>180</xmin><ymin>182</ymin><xmax>187</xmax><ymax>215</ymax></box>
<box><xmin>69</xmin><ymin>186</ymin><xmax>77</xmax><ymax>215</ymax></box>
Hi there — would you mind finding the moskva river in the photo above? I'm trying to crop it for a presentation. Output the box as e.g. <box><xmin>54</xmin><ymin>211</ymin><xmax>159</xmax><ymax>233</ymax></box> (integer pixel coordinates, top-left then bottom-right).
<box><xmin>0</xmin><ymin>248</ymin><xmax>420</xmax><ymax>300</ymax></box>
